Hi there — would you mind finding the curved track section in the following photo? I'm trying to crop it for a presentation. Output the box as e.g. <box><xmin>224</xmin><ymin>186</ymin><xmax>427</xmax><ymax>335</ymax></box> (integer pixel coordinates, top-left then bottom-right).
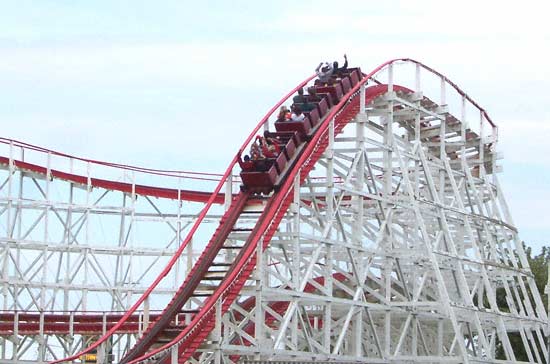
<box><xmin>124</xmin><ymin>66</ymin><xmax>449</xmax><ymax>364</ymax></box>
<box><xmin>119</xmin><ymin>71</ymin><xmax>383</xmax><ymax>364</ymax></box>
<box><xmin>61</xmin><ymin>59</ymin><xmax>497</xmax><ymax>364</ymax></box>
<box><xmin>1</xmin><ymin>59</ymin><xmax>546</xmax><ymax>364</ymax></box>
<box><xmin>0</xmin><ymin>139</ymin><xmax>228</xmax><ymax>204</ymax></box>
<box><xmin>46</xmin><ymin>72</ymin><xmax>317</xmax><ymax>364</ymax></box>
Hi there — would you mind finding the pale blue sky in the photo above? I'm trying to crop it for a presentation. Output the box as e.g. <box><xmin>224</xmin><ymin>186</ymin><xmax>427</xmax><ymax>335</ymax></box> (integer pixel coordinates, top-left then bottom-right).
<box><xmin>1</xmin><ymin>0</ymin><xmax>549</xmax><ymax>251</ymax></box>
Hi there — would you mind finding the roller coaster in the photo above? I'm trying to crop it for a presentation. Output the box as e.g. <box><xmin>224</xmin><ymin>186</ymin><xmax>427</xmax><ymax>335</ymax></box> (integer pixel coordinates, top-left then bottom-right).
<box><xmin>0</xmin><ymin>59</ymin><xmax>547</xmax><ymax>364</ymax></box>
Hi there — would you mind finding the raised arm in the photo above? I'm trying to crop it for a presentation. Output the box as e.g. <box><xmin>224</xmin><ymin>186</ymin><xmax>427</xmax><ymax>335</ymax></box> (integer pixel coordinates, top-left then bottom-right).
<box><xmin>315</xmin><ymin>62</ymin><xmax>323</xmax><ymax>73</ymax></box>
<box><xmin>342</xmin><ymin>54</ymin><xmax>348</xmax><ymax>70</ymax></box>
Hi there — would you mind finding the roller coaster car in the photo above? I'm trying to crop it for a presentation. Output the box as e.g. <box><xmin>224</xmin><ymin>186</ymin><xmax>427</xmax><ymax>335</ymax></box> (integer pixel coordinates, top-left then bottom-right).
<box><xmin>267</xmin><ymin>153</ymin><xmax>287</xmax><ymax>174</ymax></box>
<box><xmin>240</xmin><ymin>69</ymin><xmax>364</xmax><ymax>195</ymax></box>
<box><xmin>240</xmin><ymin>131</ymin><xmax>303</xmax><ymax>194</ymax></box>
<box><xmin>274</xmin><ymin>118</ymin><xmax>312</xmax><ymax>138</ymax></box>
<box><xmin>338</xmin><ymin>67</ymin><xmax>362</xmax><ymax>87</ymax></box>
<box><xmin>315</xmin><ymin>82</ymin><xmax>343</xmax><ymax>105</ymax></box>
<box><xmin>317</xmin><ymin>97</ymin><xmax>329</xmax><ymax>118</ymax></box>
<box><xmin>340</xmin><ymin>77</ymin><xmax>352</xmax><ymax>94</ymax></box>
<box><xmin>306</xmin><ymin>108</ymin><xmax>321</xmax><ymax>127</ymax></box>
<box><xmin>240</xmin><ymin>165</ymin><xmax>278</xmax><ymax>195</ymax></box>
<box><xmin>290</xmin><ymin>97</ymin><xmax>328</xmax><ymax>123</ymax></box>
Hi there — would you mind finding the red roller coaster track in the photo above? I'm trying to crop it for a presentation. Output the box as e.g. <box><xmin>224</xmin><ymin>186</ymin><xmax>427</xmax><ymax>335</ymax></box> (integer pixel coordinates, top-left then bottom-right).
<box><xmin>0</xmin><ymin>156</ymin><xmax>227</xmax><ymax>204</ymax></box>
<box><xmin>0</xmin><ymin>58</ymin><xmax>495</xmax><ymax>364</ymax></box>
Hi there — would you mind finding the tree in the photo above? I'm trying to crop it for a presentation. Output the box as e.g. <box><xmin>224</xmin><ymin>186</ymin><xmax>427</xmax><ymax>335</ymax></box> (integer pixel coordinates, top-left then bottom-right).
<box><xmin>495</xmin><ymin>244</ymin><xmax>549</xmax><ymax>360</ymax></box>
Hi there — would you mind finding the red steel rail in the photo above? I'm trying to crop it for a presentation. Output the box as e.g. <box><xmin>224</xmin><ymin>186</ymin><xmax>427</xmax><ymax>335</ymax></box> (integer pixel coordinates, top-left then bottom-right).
<box><xmin>0</xmin><ymin>156</ymin><xmax>226</xmax><ymax>204</ymax></box>
<box><xmin>43</xmin><ymin>58</ymin><xmax>496</xmax><ymax>364</ymax></box>
<box><xmin>121</xmin><ymin>190</ymin><xmax>252</xmax><ymax>362</ymax></box>
<box><xmin>0</xmin><ymin>137</ymin><xmax>225</xmax><ymax>179</ymax></box>
<box><xmin>123</xmin><ymin>78</ymin><xmax>396</xmax><ymax>364</ymax></box>
<box><xmin>0</xmin><ymin>312</ymin><xmax>163</xmax><ymax>335</ymax></box>
<box><xmin>49</xmin><ymin>73</ymin><xmax>317</xmax><ymax>364</ymax></box>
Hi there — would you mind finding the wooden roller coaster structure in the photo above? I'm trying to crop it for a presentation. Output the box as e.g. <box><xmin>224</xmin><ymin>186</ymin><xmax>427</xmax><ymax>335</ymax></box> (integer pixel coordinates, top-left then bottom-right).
<box><xmin>0</xmin><ymin>59</ymin><xmax>547</xmax><ymax>364</ymax></box>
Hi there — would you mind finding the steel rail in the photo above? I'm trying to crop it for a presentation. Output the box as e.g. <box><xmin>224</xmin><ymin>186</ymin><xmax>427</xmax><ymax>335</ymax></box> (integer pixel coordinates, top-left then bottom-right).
<box><xmin>126</xmin><ymin>66</ymin><xmax>378</xmax><ymax>364</ymax></box>
<box><xmin>48</xmin><ymin>58</ymin><xmax>497</xmax><ymax>363</ymax></box>
<box><xmin>126</xmin><ymin>57</ymin><xmax>498</xmax><ymax>363</ymax></box>
<box><xmin>0</xmin><ymin>137</ymin><xmax>224</xmax><ymax>178</ymax></box>
<box><xmin>50</xmin><ymin>74</ymin><xmax>315</xmax><ymax>364</ymax></box>
<box><xmin>0</xmin><ymin>156</ymin><xmax>226</xmax><ymax>203</ymax></box>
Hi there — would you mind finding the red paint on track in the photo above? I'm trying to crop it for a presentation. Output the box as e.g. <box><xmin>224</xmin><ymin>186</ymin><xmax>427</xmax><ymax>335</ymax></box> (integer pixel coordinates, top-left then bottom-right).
<box><xmin>41</xmin><ymin>59</ymin><xmax>496</xmax><ymax>364</ymax></box>
<box><xmin>0</xmin><ymin>156</ymin><xmax>226</xmax><ymax>204</ymax></box>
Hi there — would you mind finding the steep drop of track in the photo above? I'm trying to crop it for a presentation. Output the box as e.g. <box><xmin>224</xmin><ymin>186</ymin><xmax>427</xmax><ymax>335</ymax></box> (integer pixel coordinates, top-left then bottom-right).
<box><xmin>120</xmin><ymin>190</ymin><xmax>252</xmax><ymax>362</ymax></box>
<box><xmin>121</xmin><ymin>82</ymin><xmax>404</xmax><ymax>364</ymax></box>
<box><xmin>50</xmin><ymin>58</ymin><xmax>496</xmax><ymax>364</ymax></box>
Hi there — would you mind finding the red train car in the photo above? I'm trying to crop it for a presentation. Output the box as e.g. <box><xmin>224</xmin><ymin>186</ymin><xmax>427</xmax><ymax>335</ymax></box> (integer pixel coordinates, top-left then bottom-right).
<box><xmin>240</xmin><ymin>68</ymin><xmax>363</xmax><ymax>194</ymax></box>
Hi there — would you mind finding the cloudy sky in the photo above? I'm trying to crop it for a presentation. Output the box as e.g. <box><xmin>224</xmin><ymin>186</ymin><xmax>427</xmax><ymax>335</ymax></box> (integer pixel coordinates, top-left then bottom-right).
<box><xmin>1</xmin><ymin>0</ymin><xmax>549</xmax><ymax>252</ymax></box>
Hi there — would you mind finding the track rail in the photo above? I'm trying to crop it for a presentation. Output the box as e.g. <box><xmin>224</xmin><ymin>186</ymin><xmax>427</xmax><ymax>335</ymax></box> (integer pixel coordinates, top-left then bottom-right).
<box><xmin>123</xmin><ymin>76</ymin><xmax>395</xmax><ymax>364</ymax></box>
<box><xmin>0</xmin><ymin>156</ymin><xmax>226</xmax><ymax>203</ymax></box>
<box><xmin>47</xmin><ymin>58</ymin><xmax>497</xmax><ymax>364</ymax></box>
<box><xmin>0</xmin><ymin>312</ymin><xmax>163</xmax><ymax>335</ymax></box>
<box><xmin>121</xmin><ymin>190</ymin><xmax>252</xmax><ymax>362</ymax></box>
<box><xmin>0</xmin><ymin>137</ymin><xmax>225</xmax><ymax>179</ymax></box>
<box><xmin>49</xmin><ymin>73</ymin><xmax>316</xmax><ymax>364</ymax></box>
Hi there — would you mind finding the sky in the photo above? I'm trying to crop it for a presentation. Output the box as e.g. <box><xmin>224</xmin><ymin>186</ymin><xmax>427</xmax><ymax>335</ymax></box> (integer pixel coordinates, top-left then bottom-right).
<box><xmin>1</xmin><ymin>0</ymin><xmax>549</xmax><ymax>252</ymax></box>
